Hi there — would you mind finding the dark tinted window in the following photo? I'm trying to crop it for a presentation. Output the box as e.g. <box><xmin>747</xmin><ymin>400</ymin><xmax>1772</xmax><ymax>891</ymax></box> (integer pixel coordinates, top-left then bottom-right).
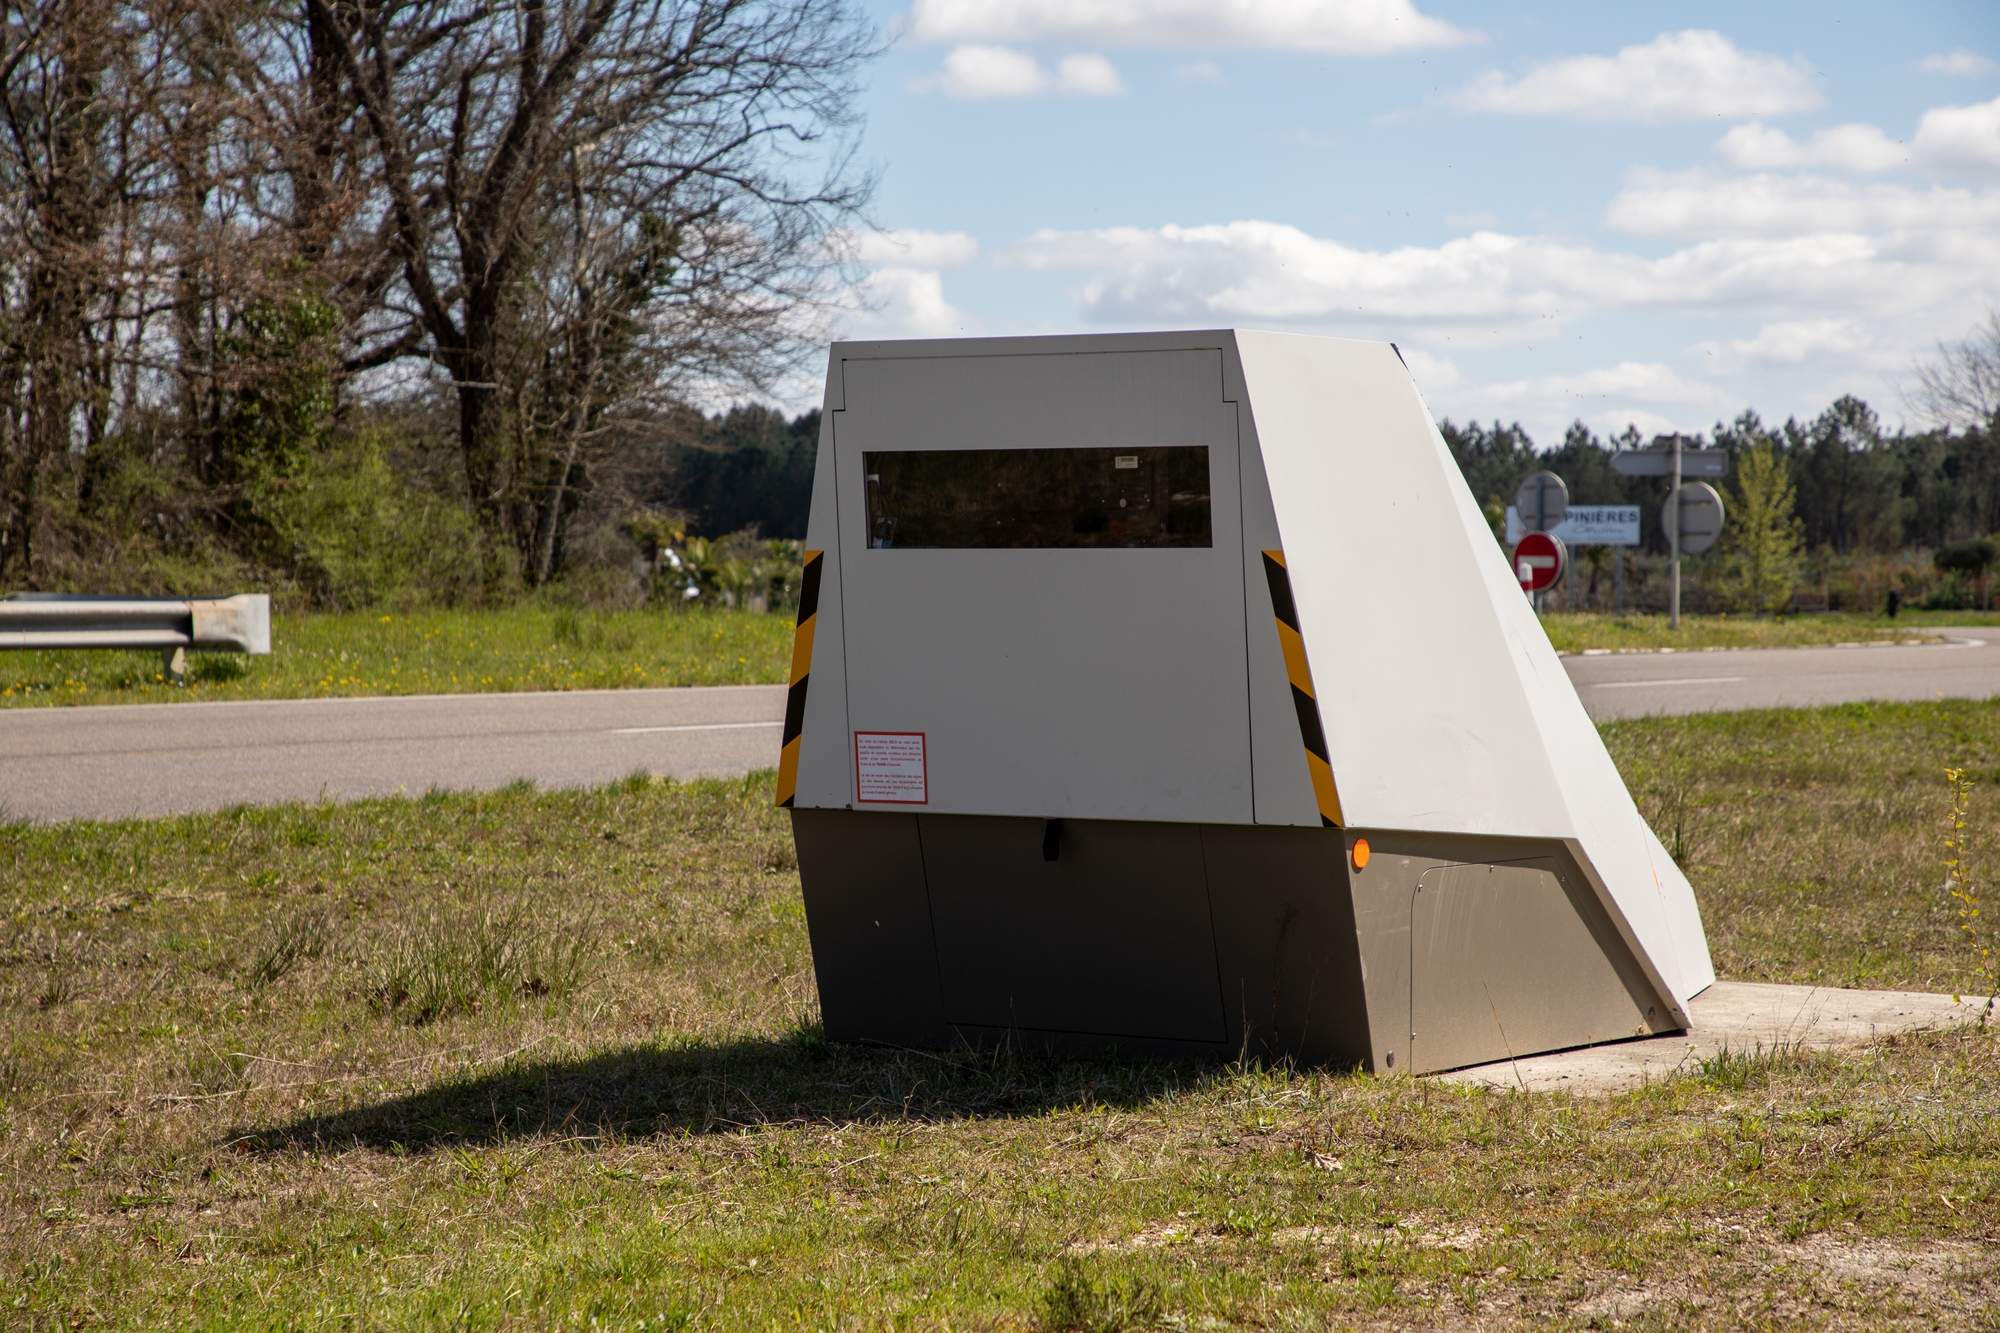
<box><xmin>862</xmin><ymin>447</ymin><xmax>1211</xmax><ymax>549</ymax></box>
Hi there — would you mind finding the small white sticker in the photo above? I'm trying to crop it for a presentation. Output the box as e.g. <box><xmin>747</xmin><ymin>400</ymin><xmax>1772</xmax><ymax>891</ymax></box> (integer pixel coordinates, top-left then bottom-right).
<box><xmin>1114</xmin><ymin>455</ymin><xmax>1139</xmax><ymax>469</ymax></box>
<box><xmin>855</xmin><ymin>732</ymin><xmax>927</xmax><ymax>804</ymax></box>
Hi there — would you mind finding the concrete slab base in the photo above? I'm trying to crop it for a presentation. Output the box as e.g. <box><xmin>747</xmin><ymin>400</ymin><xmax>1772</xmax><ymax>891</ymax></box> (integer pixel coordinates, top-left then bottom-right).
<box><xmin>1436</xmin><ymin>980</ymin><xmax>1995</xmax><ymax>1094</ymax></box>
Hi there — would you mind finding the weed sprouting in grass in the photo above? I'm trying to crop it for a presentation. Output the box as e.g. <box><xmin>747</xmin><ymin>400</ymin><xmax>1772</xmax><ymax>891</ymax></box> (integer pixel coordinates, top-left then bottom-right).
<box><xmin>1943</xmin><ymin>766</ymin><xmax>1996</xmax><ymax>1001</ymax></box>
<box><xmin>1692</xmin><ymin>1041</ymin><xmax>1844</xmax><ymax>1091</ymax></box>
<box><xmin>552</xmin><ymin>605</ymin><xmax>584</xmax><ymax>647</ymax></box>
<box><xmin>246</xmin><ymin>904</ymin><xmax>337</xmax><ymax>988</ymax></box>
<box><xmin>34</xmin><ymin>970</ymin><xmax>73</xmax><ymax>1010</ymax></box>
<box><xmin>184</xmin><ymin>1045</ymin><xmax>253</xmax><ymax>1095</ymax></box>
<box><xmin>1353</xmin><ymin>1273</ymin><xmax>1400</xmax><ymax>1308</ymax></box>
<box><xmin>1037</xmin><ymin>1257</ymin><xmax>1165</xmax><ymax>1332</ymax></box>
<box><xmin>1696</xmin><ymin>1042</ymin><xmax>1779</xmax><ymax>1090</ymax></box>
<box><xmin>1643</xmin><ymin>755</ymin><xmax>1711</xmax><ymax>866</ymax></box>
<box><xmin>371</xmin><ymin>905</ymin><xmax>593</xmax><ymax>1023</ymax></box>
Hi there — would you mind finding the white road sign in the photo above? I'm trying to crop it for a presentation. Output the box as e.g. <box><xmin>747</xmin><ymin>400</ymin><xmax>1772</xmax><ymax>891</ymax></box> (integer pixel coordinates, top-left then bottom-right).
<box><xmin>1506</xmin><ymin>504</ymin><xmax>1641</xmax><ymax>547</ymax></box>
<box><xmin>1610</xmin><ymin>449</ymin><xmax>1728</xmax><ymax>478</ymax></box>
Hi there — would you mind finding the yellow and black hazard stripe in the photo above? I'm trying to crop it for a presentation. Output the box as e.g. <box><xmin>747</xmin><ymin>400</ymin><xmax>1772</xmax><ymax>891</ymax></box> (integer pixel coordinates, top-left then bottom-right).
<box><xmin>775</xmin><ymin>550</ymin><xmax>823</xmax><ymax>808</ymax></box>
<box><xmin>1261</xmin><ymin>550</ymin><xmax>1343</xmax><ymax>827</ymax></box>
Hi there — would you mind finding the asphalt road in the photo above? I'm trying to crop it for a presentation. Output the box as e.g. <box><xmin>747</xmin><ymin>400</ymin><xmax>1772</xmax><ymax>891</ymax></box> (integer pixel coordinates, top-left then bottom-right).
<box><xmin>7</xmin><ymin>627</ymin><xmax>2000</xmax><ymax>823</ymax></box>
<box><xmin>0</xmin><ymin>686</ymin><xmax>786</xmax><ymax>824</ymax></box>
<box><xmin>1567</xmin><ymin>625</ymin><xmax>2000</xmax><ymax>720</ymax></box>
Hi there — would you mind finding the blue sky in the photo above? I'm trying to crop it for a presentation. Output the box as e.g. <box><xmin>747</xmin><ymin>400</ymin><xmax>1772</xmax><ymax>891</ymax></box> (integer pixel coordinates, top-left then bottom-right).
<box><xmin>807</xmin><ymin>1</ymin><xmax>2000</xmax><ymax>447</ymax></box>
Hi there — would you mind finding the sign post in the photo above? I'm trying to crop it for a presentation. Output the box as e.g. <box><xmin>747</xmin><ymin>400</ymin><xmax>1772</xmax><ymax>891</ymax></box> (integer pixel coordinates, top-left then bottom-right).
<box><xmin>1671</xmin><ymin>440</ymin><xmax>1680</xmax><ymax>628</ymax></box>
<box><xmin>1610</xmin><ymin>442</ymin><xmax>1729</xmax><ymax>628</ymax></box>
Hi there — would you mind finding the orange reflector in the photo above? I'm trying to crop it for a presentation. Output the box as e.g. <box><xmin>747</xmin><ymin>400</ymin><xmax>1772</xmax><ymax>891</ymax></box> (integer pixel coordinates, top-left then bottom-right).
<box><xmin>1351</xmin><ymin>838</ymin><xmax>1370</xmax><ymax>870</ymax></box>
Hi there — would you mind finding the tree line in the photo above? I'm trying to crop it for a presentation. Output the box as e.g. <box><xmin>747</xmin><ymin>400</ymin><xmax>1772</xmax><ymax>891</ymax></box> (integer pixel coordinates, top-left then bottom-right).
<box><xmin>1442</xmin><ymin>314</ymin><xmax>2000</xmax><ymax>611</ymax></box>
<box><xmin>0</xmin><ymin>0</ymin><xmax>871</xmax><ymax>603</ymax></box>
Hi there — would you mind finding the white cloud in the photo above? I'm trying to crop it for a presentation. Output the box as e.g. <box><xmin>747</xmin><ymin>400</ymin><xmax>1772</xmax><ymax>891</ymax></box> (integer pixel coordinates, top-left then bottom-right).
<box><xmin>1711</xmin><ymin>97</ymin><xmax>2000</xmax><ymax>177</ymax></box>
<box><xmin>1713</xmin><ymin>121</ymin><xmax>1908</xmax><ymax>172</ymax></box>
<box><xmin>1921</xmin><ymin>49</ymin><xmax>1995</xmax><ymax>78</ymax></box>
<box><xmin>839</xmin><ymin>268</ymin><xmax>979</xmax><ymax>341</ymax></box>
<box><xmin>847</xmin><ymin>228</ymin><xmax>981</xmax><ymax>269</ymax></box>
<box><xmin>1445</xmin><ymin>210</ymin><xmax>1499</xmax><ymax>230</ymax></box>
<box><xmin>998</xmin><ymin>199</ymin><xmax>2000</xmax><ymax>351</ymax></box>
<box><xmin>1396</xmin><ymin>345</ymin><xmax>1458</xmax><ymax>390</ymax></box>
<box><xmin>1687</xmin><ymin>319</ymin><xmax>1879</xmax><ymax>372</ymax></box>
<box><xmin>1450</xmin><ymin>30</ymin><xmax>1821</xmax><ymax>124</ymax></box>
<box><xmin>1912</xmin><ymin>95</ymin><xmax>2000</xmax><ymax>174</ymax></box>
<box><xmin>1174</xmin><ymin>60</ymin><xmax>1224</xmax><ymax>84</ymax></box>
<box><xmin>1054</xmin><ymin>53</ymin><xmax>1127</xmax><ymax>95</ymax></box>
<box><xmin>831</xmin><ymin>232</ymin><xmax>983</xmax><ymax>342</ymax></box>
<box><xmin>902</xmin><ymin>0</ymin><xmax>1478</xmax><ymax>53</ymax></box>
<box><xmin>1003</xmin><ymin>222</ymin><xmax>1589</xmax><ymax>336</ymax></box>
<box><xmin>1427</xmin><ymin>361</ymin><xmax>1738</xmax><ymax>444</ymax></box>
<box><xmin>909</xmin><ymin>44</ymin><xmax>1127</xmax><ymax>97</ymax></box>
<box><xmin>1483</xmin><ymin>362</ymin><xmax>1737</xmax><ymax>411</ymax></box>
<box><xmin>1605</xmin><ymin>168</ymin><xmax>2000</xmax><ymax>245</ymax></box>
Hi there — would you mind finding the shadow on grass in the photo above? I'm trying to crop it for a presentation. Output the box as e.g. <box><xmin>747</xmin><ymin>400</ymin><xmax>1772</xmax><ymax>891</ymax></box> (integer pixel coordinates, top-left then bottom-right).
<box><xmin>239</xmin><ymin>1030</ymin><xmax>1225</xmax><ymax>1154</ymax></box>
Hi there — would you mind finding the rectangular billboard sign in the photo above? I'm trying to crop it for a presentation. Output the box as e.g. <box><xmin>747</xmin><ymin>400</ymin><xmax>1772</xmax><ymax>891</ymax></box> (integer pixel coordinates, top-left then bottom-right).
<box><xmin>1506</xmin><ymin>504</ymin><xmax>1641</xmax><ymax>547</ymax></box>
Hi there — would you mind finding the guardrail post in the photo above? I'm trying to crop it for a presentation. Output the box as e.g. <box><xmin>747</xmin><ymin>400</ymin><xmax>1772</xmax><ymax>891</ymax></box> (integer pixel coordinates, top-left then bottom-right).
<box><xmin>162</xmin><ymin>646</ymin><xmax>187</xmax><ymax>686</ymax></box>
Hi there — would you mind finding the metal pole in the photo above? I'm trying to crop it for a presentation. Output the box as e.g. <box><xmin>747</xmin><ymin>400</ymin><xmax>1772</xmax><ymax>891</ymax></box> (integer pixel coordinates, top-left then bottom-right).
<box><xmin>1669</xmin><ymin>436</ymin><xmax>1682</xmax><ymax>630</ymax></box>
<box><xmin>1616</xmin><ymin>543</ymin><xmax>1625</xmax><ymax>615</ymax></box>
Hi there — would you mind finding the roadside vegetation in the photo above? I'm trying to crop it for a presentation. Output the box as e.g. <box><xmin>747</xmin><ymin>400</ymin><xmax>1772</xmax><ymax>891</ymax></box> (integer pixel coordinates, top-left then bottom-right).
<box><xmin>0</xmin><ymin>605</ymin><xmax>795</xmax><ymax>707</ymax></box>
<box><xmin>4</xmin><ymin>702</ymin><xmax>1997</xmax><ymax>1328</ymax></box>
<box><xmin>1</xmin><ymin>603</ymin><xmax>1979</xmax><ymax>711</ymax></box>
<box><xmin>1540</xmin><ymin>612</ymin><xmax>1950</xmax><ymax>655</ymax></box>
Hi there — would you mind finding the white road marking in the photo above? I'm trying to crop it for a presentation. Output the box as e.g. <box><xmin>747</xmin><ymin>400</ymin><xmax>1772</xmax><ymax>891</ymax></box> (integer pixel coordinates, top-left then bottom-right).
<box><xmin>610</xmin><ymin>721</ymin><xmax>785</xmax><ymax>734</ymax></box>
<box><xmin>1587</xmin><ymin>676</ymin><xmax>1744</xmax><ymax>689</ymax></box>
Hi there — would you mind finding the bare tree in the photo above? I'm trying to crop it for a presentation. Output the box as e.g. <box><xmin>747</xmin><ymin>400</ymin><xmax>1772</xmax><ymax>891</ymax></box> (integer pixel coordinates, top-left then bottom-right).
<box><xmin>304</xmin><ymin>0</ymin><xmax>874</xmax><ymax>579</ymax></box>
<box><xmin>0</xmin><ymin>0</ymin><xmax>140</xmax><ymax>582</ymax></box>
<box><xmin>1911</xmin><ymin>309</ymin><xmax>2000</xmax><ymax>432</ymax></box>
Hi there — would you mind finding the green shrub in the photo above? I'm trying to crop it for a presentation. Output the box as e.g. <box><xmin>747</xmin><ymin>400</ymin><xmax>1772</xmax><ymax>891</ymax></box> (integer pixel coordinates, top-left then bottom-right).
<box><xmin>247</xmin><ymin>430</ymin><xmax>488</xmax><ymax>609</ymax></box>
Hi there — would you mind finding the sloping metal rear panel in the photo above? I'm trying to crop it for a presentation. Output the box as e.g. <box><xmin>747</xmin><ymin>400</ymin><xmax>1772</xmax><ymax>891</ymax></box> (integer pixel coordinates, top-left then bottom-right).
<box><xmin>1410</xmin><ymin>859</ymin><xmax>1650</xmax><ymax>1075</ymax></box>
<box><xmin>1233</xmin><ymin>329</ymin><xmax>1714</xmax><ymax>1006</ymax></box>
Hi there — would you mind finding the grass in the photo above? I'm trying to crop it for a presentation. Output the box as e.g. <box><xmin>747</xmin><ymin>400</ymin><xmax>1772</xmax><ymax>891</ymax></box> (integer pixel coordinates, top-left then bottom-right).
<box><xmin>3</xmin><ymin>706</ymin><xmax>1999</xmax><ymax>1328</ymax></box>
<box><xmin>1603</xmin><ymin>699</ymin><xmax>2000</xmax><ymax>995</ymax></box>
<box><xmin>0</xmin><ymin>605</ymin><xmax>794</xmax><ymax>707</ymax></box>
<box><xmin>1540</xmin><ymin>612</ymin><xmax>1956</xmax><ymax>654</ymax></box>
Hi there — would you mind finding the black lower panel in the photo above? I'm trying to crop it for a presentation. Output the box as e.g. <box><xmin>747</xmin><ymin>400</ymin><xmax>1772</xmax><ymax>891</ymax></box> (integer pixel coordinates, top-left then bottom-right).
<box><xmin>1202</xmin><ymin>823</ymin><xmax>1371</xmax><ymax>1068</ymax></box>
<box><xmin>919</xmin><ymin>815</ymin><xmax>1226</xmax><ymax>1044</ymax></box>
<box><xmin>790</xmin><ymin>808</ymin><xmax>948</xmax><ymax>1047</ymax></box>
<box><xmin>791</xmin><ymin>809</ymin><xmax>1376</xmax><ymax>1064</ymax></box>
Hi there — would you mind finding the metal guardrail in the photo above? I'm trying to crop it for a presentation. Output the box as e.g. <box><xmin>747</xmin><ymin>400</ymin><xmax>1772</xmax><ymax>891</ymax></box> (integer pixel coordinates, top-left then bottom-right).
<box><xmin>0</xmin><ymin>593</ymin><xmax>271</xmax><ymax>684</ymax></box>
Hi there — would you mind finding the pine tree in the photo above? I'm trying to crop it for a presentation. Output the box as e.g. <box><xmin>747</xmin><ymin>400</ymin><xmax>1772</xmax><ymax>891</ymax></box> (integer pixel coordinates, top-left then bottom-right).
<box><xmin>1714</xmin><ymin>439</ymin><xmax>1806</xmax><ymax>613</ymax></box>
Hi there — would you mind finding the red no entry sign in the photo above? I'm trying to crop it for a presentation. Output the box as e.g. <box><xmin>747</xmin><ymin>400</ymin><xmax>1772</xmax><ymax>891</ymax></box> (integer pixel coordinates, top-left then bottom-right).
<box><xmin>1514</xmin><ymin>531</ymin><xmax>1567</xmax><ymax>593</ymax></box>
